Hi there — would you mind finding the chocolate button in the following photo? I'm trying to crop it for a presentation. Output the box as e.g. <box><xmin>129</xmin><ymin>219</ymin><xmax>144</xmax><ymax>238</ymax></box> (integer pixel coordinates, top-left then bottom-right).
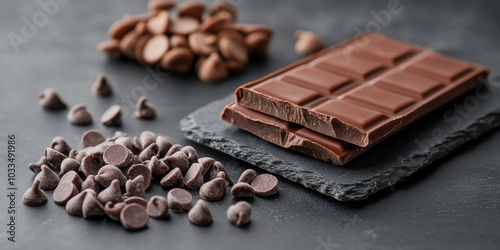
<box><xmin>199</xmin><ymin>15</ymin><xmax>227</xmax><ymax>34</ymax></box>
<box><xmin>53</xmin><ymin>181</ymin><xmax>79</xmax><ymax>205</ymax></box>
<box><xmin>178</xmin><ymin>2</ymin><xmax>205</xmax><ymax>21</ymax></box>
<box><xmin>81</xmin><ymin>129</ymin><xmax>105</xmax><ymax>148</ymax></box>
<box><xmin>231</xmin><ymin>182</ymin><xmax>255</xmax><ymax>199</ymax></box>
<box><xmin>103</xmin><ymin>144</ymin><xmax>133</xmax><ymax>168</ymax></box>
<box><xmin>120</xmin><ymin>203</ymin><xmax>149</xmax><ymax>230</ymax></box>
<box><xmin>170</xmin><ymin>35</ymin><xmax>188</xmax><ymax>48</ymax></box>
<box><xmin>143</xmin><ymin>34</ymin><xmax>169</xmax><ymax>64</ymax></box>
<box><xmin>127</xmin><ymin>164</ymin><xmax>152</xmax><ymax>189</ymax></box>
<box><xmin>250</xmin><ymin>174</ymin><xmax>279</xmax><ymax>196</ymax></box>
<box><xmin>148</xmin><ymin>0</ymin><xmax>176</xmax><ymax>13</ymax></box>
<box><xmin>245</xmin><ymin>31</ymin><xmax>270</xmax><ymax>58</ymax></box>
<box><xmin>39</xmin><ymin>88</ymin><xmax>67</xmax><ymax>110</ymax></box>
<box><xmin>189</xmin><ymin>32</ymin><xmax>217</xmax><ymax>56</ymax></box>
<box><xmin>160</xmin><ymin>47</ymin><xmax>195</xmax><ymax>74</ymax></box>
<box><xmin>147</xmin><ymin>10</ymin><xmax>170</xmax><ymax>35</ymax></box>
<box><xmin>169</xmin><ymin>17</ymin><xmax>200</xmax><ymax>36</ymax></box>
<box><xmin>148</xmin><ymin>156</ymin><xmax>169</xmax><ymax>178</ymax></box>
<box><xmin>108</xmin><ymin>17</ymin><xmax>140</xmax><ymax>40</ymax></box>
<box><xmin>209</xmin><ymin>1</ymin><xmax>237</xmax><ymax>22</ymax></box>
<box><xmin>123</xmin><ymin>196</ymin><xmax>148</xmax><ymax>208</ymax></box>
<box><xmin>140</xmin><ymin>131</ymin><xmax>157</xmax><ymax>150</ymax></box>
<box><xmin>238</xmin><ymin>169</ymin><xmax>257</xmax><ymax>183</ymax></box>
<box><xmin>66</xmin><ymin>190</ymin><xmax>93</xmax><ymax>216</ymax></box>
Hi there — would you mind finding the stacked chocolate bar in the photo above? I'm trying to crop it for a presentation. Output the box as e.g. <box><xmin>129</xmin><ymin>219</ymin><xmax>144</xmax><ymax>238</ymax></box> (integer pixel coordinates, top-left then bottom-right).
<box><xmin>221</xmin><ymin>33</ymin><xmax>489</xmax><ymax>165</ymax></box>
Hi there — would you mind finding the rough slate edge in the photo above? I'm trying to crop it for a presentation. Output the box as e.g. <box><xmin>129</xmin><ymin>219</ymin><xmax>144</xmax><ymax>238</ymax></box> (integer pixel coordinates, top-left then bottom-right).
<box><xmin>180</xmin><ymin>95</ymin><xmax>500</xmax><ymax>201</ymax></box>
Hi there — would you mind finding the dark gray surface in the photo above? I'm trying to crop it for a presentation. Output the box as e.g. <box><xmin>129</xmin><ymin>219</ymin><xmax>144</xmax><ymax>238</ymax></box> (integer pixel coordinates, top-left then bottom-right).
<box><xmin>0</xmin><ymin>0</ymin><xmax>499</xmax><ymax>249</ymax></box>
<box><xmin>180</xmin><ymin>92</ymin><xmax>500</xmax><ymax>201</ymax></box>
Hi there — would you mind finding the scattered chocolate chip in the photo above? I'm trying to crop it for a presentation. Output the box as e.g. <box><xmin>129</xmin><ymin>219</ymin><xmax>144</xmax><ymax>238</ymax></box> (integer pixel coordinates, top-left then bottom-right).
<box><xmin>209</xmin><ymin>1</ymin><xmax>237</xmax><ymax>22</ymax></box>
<box><xmin>123</xmin><ymin>196</ymin><xmax>149</xmax><ymax>208</ymax></box>
<box><xmin>127</xmin><ymin>164</ymin><xmax>152</xmax><ymax>189</ymax></box>
<box><xmin>188</xmin><ymin>199</ymin><xmax>212</xmax><ymax>226</ymax></box>
<box><xmin>82</xmin><ymin>194</ymin><xmax>105</xmax><ymax>219</ymax></box>
<box><xmin>170</xmin><ymin>35</ymin><xmax>188</xmax><ymax>48</ymax></box>
<box><xmin>189</xmin><ymin>32</ymin><xmax>217</xmax><ymax>56</ymax></box>
<box><xmin>160</xmin><ymin>167</ymin><xmax>184</xmax><ymax>188</ymax></box>
<box><xmin>178</xmin><ymin>2</ymin><xmax>205</xmax><ymax>21</ymax></box>
<box><xmin>245</xmin><ymin>31</ymin><xmax>271</xmax><ymax>59</ymax></box>
<box><xmin>59</xmin><ymin>171</ymin><xmax>83</xmax><ymax>190</ymax></box>
<box><xmin>198</xmin><ymin>157</ymin><xmax>216</xmax><ymax>176</ymax></box>
<box><xmin>199</xmin><ymin>14</ymin><xmax>227</xmax><ymax>34</ymax></box>
<box><xmin>81</xmin><ymin>175</ymin><xmax>100</xmax><ymax>193</ymax></box>
<box><xmin>104</xmin><ymin>202</ymin><xmax>126</xmax><ymax>221</ymax></box>
<box><xmin>216</xmin><ymin>171</ymin><xmax>231</xmax><ymax>187</ymax></box>
<box><xmin>103</xmin><ymin>144</ymin><xmax>133</xmax><ymax>168</ymax></box>
<box><xmin>198</xmin><ymin>52</ymin><xmax>228</xmax><ymax>82</ymax></box>
<box><xmin>199</xmin><ymin>177</ymin><xmax>227</xmax><ymax>201</ymax></box>
<box><xmin>100</xmin><ymin>105</ymin><xmax>122</xmax><ymax>127</ymax></box>
<box><xmin>165</xmin><ymin>144</ymin><xmax>182</xmax><ymax>157</ymax></box>
<box><xmin>53</xmin><ymin>181</ymin><xmax>79</xmax><ymax>205</ymax></box>
<box><xmin>97</xmin><ymin>179</ymin><xmax>123</xmax><ymax>204</ymax></box>
<box><xmin>147</xmin><ymin>195</ymin><xmax>169</xmax><ymax>219</ymax></box>
<box><xmin>59</xmin><ymin>158</ymin><xmax>81</xmax><ymax>177</ymax></box>
<box><xmin>120</xmin><ymin>203</ymin><xmax>149</xmax><ymax>230</ymax></box>
<box><xmin>169</xmin><ymin>17</ymin><xmax>200</xmax><ymax>36</ymax></box>
<box><xmin>66</xmin><ymin>190</ymin><xmax>94</xmax><ymax>216</ymax></box>
<box><xmin>34</xmin><ymin>165</ymin><xmax>60</xmax><ymax>190</ymax></box>
<box><xmin>181</xmin><ymin>146</ymin><xmax>199</xmax><ymax>165</ymax></box>
<box><xmin>44</xmin><ymin>147</ymin><xmax>67</xmax><ymax>171</ymax></box>
<box><xmin>160</xmin><ymin>47</ymin><xmax>195</xmax><ymax>74</ymax></box>
<box><xmin>134</xmin><ymin>96</ymin><xmax>156</xmax><ymax>120</ymax></box>
<box><xmin>67</xmin><ymin>103</ymin><xmax>93</xmax><ymax>126</ymax></box>
<box><xmin>250</xmin><ymin>174</ymin><xmax>279</xmax><ymax>196</ymax></box>
<box><xmin>148</xmin><ymin>0</ymin><xmax>176</xmax><ymax>13</ymax></box>
<box><xmin>140</xmin><ymin>131</ymin><xmax>157</xmax><ymax>150</ymax></box>
<box><xmin>184</xmin><ymin>163</ymin><xmax>204</xmax><ymax>190</ymax></box>
<box><xmin>148</xmin><ymin>156</ymin><xmax>169</xmax><ymax>178</ymax></box>
<box><xmin>92</xmin><ymin>74</ymin><xmax>113</xmax><ymax>97</ymax></box>
<box><xmin>39</xmin><ymin>88</ymin><xmax>67</xmax><ymax>110</ymax></box>
<box><xmin>97</xmin><ymin>40</ymin><xmax>122</xmax><ymax>60</ymax></box>
<box><xmin>227</xmin><ymin>201</ymin><xmax>252</xmax><ymax>227</ymax></box>
<box><xmin>81</xmin><ymin>129</ymin><xmax>106</xmax><ymax>148</ymax></box>
<box><xmin>164</xmin><ymin>151</ymin><xmax>190</xmax><ymax>174</ymax></box>
<box><xmin>23</xmin><ymin>180</ymin><xmax>48</xmax><ymax>206</ymax></box>
<box><xmin>115</xmin><ymin>136</ymin><xmax>141</xmax><ymax>155</ymax></box>
<box><xmin>156</xmin><ymin>136</ymin><xmax>172</xmax><ymax>158</ymax></box>
<box><xmin>143</xmin><ymin>34</ymin><xmax>169</xmax><ymax>65</ymax></box>
<box><xmin>231</xmin><ymin>182</ymin><xmax>255</xmax><ymax>199</ymax></box>
<box><xmin>146</xmin><ymin>10</ymin><xmax>170</xmax><ymax>35</ymax></box>
<box><xmin>95</xmin><ymin>165</ymin><xmax>127</xmax><ymax>188</ymax></box>
<box><xmin>119</xmin><ymin>30</ymin><xmax>141</xmax><ymax>59</ymax></box>
<box><xmin>167</xmin><ymin>188</ymin><xmax>192</xmax><ymax>212</ymax></box>
<box><xmin>125</xmin><ymin>176</ymin><xmax>145</xmax><ymax>197</ymax></box>
<box><xmin>28</xmin><ymin>156</ymin><xmax>53</xmax><ymax>174</ymax></box>
<box><xmin>219</xmin><ymin>36</ymin><xmax>248</xmax><ymax>64</ymax></box>
<box><xmin>50</xmin><ymin>136</ymin><xmax>72</xmax><ymax>156</ymax></box>
<box><xmin>80</xmin><ymin>151</ymin><xmax>105</xmax><ymax>177</ymax></box>
<box><xmin>294</xmin><ymin>30</ymin><xmax>324</xmax><ymax>55</ymax></box>
<box><xmin>206</xmin><ymin>161</ymin><xmax>233</xmax><ymax>185</ymax></box>
<box><xmin>108</xmin><ymin>17</ymin><xmax>140</xmax><ymax>40</ymax></box>
<box><xmin>238</xmin><ymin>169</ymin><xmax>257</xmax><ymax>184</ymax></box>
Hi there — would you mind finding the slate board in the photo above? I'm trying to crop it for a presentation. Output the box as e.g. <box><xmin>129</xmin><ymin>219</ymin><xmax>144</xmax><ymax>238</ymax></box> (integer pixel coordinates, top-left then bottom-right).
<box><xmin>180</xmin><ymin>84</ymin><xmax>500</xmax><ymax>201</ymax></box>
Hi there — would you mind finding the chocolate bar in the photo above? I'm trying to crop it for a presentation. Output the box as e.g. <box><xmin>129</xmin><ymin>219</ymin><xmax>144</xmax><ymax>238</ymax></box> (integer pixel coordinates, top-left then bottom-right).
<box><xmin>221</xmin><ymin>102</ymin><xmax>367</xmax><ymax>165</ymax></box>
<box><xmin>235</xmin><ymin>33</ymin><xmax>489</xmax><ymax>147</ymax></box>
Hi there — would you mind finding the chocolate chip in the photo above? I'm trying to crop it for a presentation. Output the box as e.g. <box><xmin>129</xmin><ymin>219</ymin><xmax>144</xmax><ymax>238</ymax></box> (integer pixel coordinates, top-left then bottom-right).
<box><xmin>97</xmin><ymin>179</ymin><xmax>123</xmax><ymax>204</ymax></box>
<box><xmin>100</xmin><ymin>105</ymin><xmax>122</xmax><ymax>127</ymax></box>
<box><xmin>181</xmin><ymin>146</ymin><xmax>198</xmax><ymax>165</ymax></box>
<box><xmin>148</xmin><ymin>0</ymin><xmax>176</xmax><ymax>13</ymax></box>
<box><xmin>148</xmin><ymin>156</ymin><xmax>169</xmax><ymax>178</ymax></box>
<box><xmin>178</xmin><ymin>2</ymin><xmax>205</xmax><ymax>21</ymax></box>
<box><xmin>199</xmin><ymin>177</ymin><xmax>227</xmax><ymax>201</ymax></box>
<box><xmin>134</xmin><ymin>34</ymin><xmax>153</xmax><ymax>64</ymax></box>
<box><xmin>225</xmin><ymin>59</ymin><xmax>246</xmax><ymax>74</ymax></box>
<box><xmin>250</xmin><ymin>174</ymin><xmax>279</xmax><ymax>196</ymax></box>
<box><xmin>209</xmin><ymin>1</ymin><xmax>237</xmax><ymax>22</ymax></box>
<box><xmin>237</xmin><ymin>24</ymin><xmax>273</xmax><ymax>37</ymax></box>
<box><xmin>219</xmin><ymin>36</ymin><xmax>248</xmax><ymax>64</ymax></box>
<box><xmin>165</xmin><ymin>144</ymin><xmax>182</xmax><ymax>157</ymax></box>
<box><xmin>115</xmin><ymin>136</ymin><xmax>141</xmax><ymax>155</ymax></box>
<box><xmin>227</xmin><ymin>201</ymin><xmax>252</xmax><ymax>227</ymax></box>
<box><xmin>188</xmin><ymin>32</ymin><xmax>217</xmax><ymax>56</ymax></box>
<box><xmin>104</xmin><ymin>202</ymin><xmax>126</xmax><ymax>221</ymax></box>
<box><xmin>184</xmin><ymin>163</ymin><xmax>204</xmax><ymax>190</ymax></box>
<box><xmin>67</xmin><ymin>103</ymin><xmax>93</xmax><ymax>126</ymax></box>
<box><xmin>170</xmin><ymin>35</ymin><xmax>188</xmax><ymax>48</ymax></box>
<box><xmin>73</xmin><ymin>147</ymin><xmax>93</xmax><ymax>162</ymax></box>
<box><xmin>81</xmin><ymin>129</ymin><xmax>106</xmax><ymax>148</ymax></box>
<box><xmin>167</xmin><ymin>188</ymin><xmax>192</xmax><ymax>212</ymax></box>
<box><xmin>39</xmin><ymin>88</ymin><xmax>67</xmax><ymax>110</ymax></box>
<box><xmin>80</xmin><ymin>151</ymin><xmax>105</xmax><ymax>177</ymax></box>
<box><xmin>95</xmin><ymin>165</ymin><xmax>127</xmax><ymax>188</ymax></box>
<box><xmin>156</xmin><ymin>135</ymin><xmax>172</xmax><ymax>158</ymax></box>
<box><xmin>125</xmin><ymin>176</ymin><xmax>145</xmax><ymax>197</ymax></box>
<box><xmin>81</xmin><ymin>175</ymin><xmax>100</xmax><ymax>193</ymax></box>
<box><xmin>66</xmin><ymin>190</ymin><xmax>94</xmax><ymax>216</ymax></box>
<box><xmin>91</xmin><ymin>74</ymin><xmax>113</xmax><ymax>97</ymax></box>
<box><xmin>164</xmin><ymin>151</ymin><xmax>189</xmax><ymax>174</ymax></box>
<box><xmin>28</xmin><ymin>156</ymin><xmax>54</xmax><ymax>174</ymax></box>
<box><xmin>119</xmin><ymin>30</ymin><xmax>141</xmax><ymax>59</ymax></box>
<box><xmin>146</xmin><ymin>10</ymin><xmax>170</xmax><ymax>35</ymax></box>
<box><xmin>108</xmin><ymin>17</ymin><xmax>140</xmax><ymax>40</ymax></box>
<box><xmin>44</xmin><ymin>147</ymin><xmax>67</xmax><ymax>171</ymax></box>
<box><xmin>127</xmin><ymin>164</ymin><xmax>152</xmax><ymax>189</ymax></box>
<box><xmin>123</xmin><ymin>196</ymin><xmax>148</xmax><ymax>208</ymax></box>
<box><xmin>34</xmin><ymin>165</ymin><xmax>60</xmax><ymax>190</ymax></box>
<box><xmin>294</xmin><ymin>30</ymin><xmax>324</xmax><ymax>55</ymax></box>
<box><xmin>97</xmin><ymin>40</ymin><xmax>122</xmax><ymax>60</ymax></box>
<box><xmin>82</xmin><ymin>194</ymin><xmax>105</xmax><ymax>219</ymax></box>
<box><xmin>160</xmin><ymin>47</ymin><xmax>195</xmax><ymax>74</ymax></box>
<box><xmin>53</xmin><ymin>181</ymin><xmax>79</xmax><ymax>205</ymax></box>
<box><xmin>60</xmin><ymin>171</ymin><xmax>83</xmax><ymax>190</ymax></box>
<box><xmin>143</xmin><ymin>34</ymin><xmax>169</xmax><ymax>64</ymax></box>
<box><xmin>120</xmin><ymin>203</ymin><xmax>149</xmax><ymax>230</ymax></box>
<box><xmin>169</xmin><ymin>17</ymin><xmax>200</xmax><ymax>36</ymax></box>
<box><xmin>198</xmin><ymin>52</ymin><xmax>228</xmax><ymax>82</ymax></box>
<box><xmin>198</xmin><ymin>157</ymin><xmax>215</xmax><ymax>176</ymax></box>
<box><xmin>238</xmin><ymin>169</ymin><xmax>257</xmax><ymax>184</ymax></box>
<box><xmin>216</xmin><ymin>171</ymin><xmax>231</xmax><ymax>187</ymax></box>
<box><xmin>103</xmin><ymin>144</ymin><xmax>133</xmax><ymax>168</ymax></box>
<box><xmin>23</xmin><ymin>180</ymin><xmax>48</xmax><ymax>206</ymax></box>
<box><xmin>140</xmin><ymin>131</ymin><xmax>157</xmax><ymax>150</ymax></box>
<box><xmin>147</xmin><ymin>195</ymin><xmax>169</xmax><ymax>219</ymax></box>
<box><xmin>134</xmin><ymin>96</ymin><xmax>156</xmax><ymax>120</ymax></box>
<box><xmin>159</xmin><ymin>167</ymin><xmax>184</xmax><ymax>188</ymax></box>
<box><xmin>59</xmin><ymin>158</ymin><xmax>81</xmax><ymax>177</ymax></box>
<box><xmin>206</xmin><ymin>161</ymin><xmax>233</xmax><ymax>185</ymax></box>
<box><xmin>188</xmin><ymin>199</ymin><xmax>212</xmax><ymax>226</ymax></box>
<box><xmin>245</xmin><ymin>31</ymin><xmax>271</xmax><ymax>59</ymax></box>
<box><xmin>231</xmin><ymin>182</ymin><xmax>255</xmax><ymax>199</ymax></box>
<box><xmin>199</xmin><ymin>15</ymin><xmax>227</xmax><ymax>34</ymax></box>
<box><xmin>50</xmin><ymin>136</ymin><xmax>72</xmax><ymax>156</ymax></box>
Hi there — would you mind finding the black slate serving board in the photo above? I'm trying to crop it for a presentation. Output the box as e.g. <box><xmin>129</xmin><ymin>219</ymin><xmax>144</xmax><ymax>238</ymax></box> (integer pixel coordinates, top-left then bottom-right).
<box><xmin>180</xmin><ymin>83</ymin><xmax>500</xmax><ymax>201</ymax></box>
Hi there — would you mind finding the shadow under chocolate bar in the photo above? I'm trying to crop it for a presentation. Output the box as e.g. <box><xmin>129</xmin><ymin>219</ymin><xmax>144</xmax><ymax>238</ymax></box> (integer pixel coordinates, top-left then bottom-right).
<box><xmin>221</xmin><ymin>102</ymin><xmax>366</xmax><ymax>165</ymax></box>
<box><xmin>235</xmin><ymin>33</ymin><xmax>489</xmax><ymax>147</ymax></box>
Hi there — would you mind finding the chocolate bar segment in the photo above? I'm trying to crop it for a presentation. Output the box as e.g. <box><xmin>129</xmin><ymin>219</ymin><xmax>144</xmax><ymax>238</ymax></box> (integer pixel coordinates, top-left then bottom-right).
<box><xmin>221</xmin><ymin>102</ymin><xmax>366</xmax><ymax>165</ymax></box>
<box><xmin>235</xmin><ymin>33</ymin><xmax>489</xmax><ymax>147</ymax></box>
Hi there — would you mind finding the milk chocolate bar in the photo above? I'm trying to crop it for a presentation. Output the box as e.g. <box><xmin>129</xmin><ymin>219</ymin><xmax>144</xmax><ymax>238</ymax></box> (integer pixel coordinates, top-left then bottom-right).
<box><xmin>221</xmin><ymin>102</ymin><xmax>366</xmax><ymax>165</ymax></box>
<box><xmin>235</xmin><ymin>33</ymin><xmax>489</xmax><ymax>147</ymax></box>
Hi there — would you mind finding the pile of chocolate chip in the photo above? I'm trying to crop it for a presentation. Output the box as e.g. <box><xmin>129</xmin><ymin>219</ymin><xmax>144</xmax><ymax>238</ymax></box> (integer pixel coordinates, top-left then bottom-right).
<box><xmin>23</xmin><ymin>130</ymin><xmax>279</xmax><ymax>230</ymax></box>
<box><xmin>97</xmin><ymin>0</ymin><xmax>273</xmax><ymax>82</ymax></box>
